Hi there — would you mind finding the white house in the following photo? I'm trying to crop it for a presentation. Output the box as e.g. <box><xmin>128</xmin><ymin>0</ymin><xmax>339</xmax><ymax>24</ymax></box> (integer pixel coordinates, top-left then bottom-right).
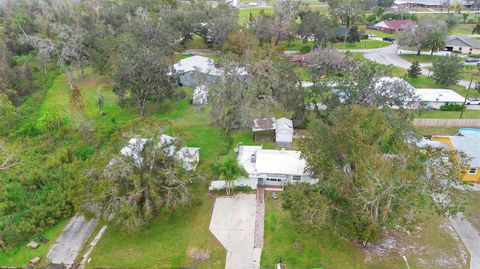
<box><xmin>236</xmin><ymin>145</ymin><xmax>316</xmax><ymax>190</ymax></box>
<box><xmin>173</xmin><ymin>55</ymin><xmax>222</xmax><ymax>86</ymax></box>
<box><xmin>275</xmin><ymin>117</ymin><xmax>294</xmax><ymax>147</ymax></box>
<box><xmin>192</xmin><ymin>85</ymin><xmax>208</xmax><ymax>105</ymax></box>
<box><xmin>120</xmin><ymin>135</ymin><xmax>200</xmax><ymax>171</ymax></box>
<box><xmin>414</xmin><ymin>88</ymin><xmax>465</xmax><ymax>109</ymax></box>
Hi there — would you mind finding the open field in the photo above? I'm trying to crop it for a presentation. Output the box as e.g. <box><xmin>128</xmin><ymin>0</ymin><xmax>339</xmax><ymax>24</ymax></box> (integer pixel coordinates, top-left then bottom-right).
<box><xmin>412</xmin><ymin>110</ymin><xmax>480</xmax><ymax>119</ymax></box>
<box><xmin>261</xmin><ymin>192</ymin><xmax>468</xmax><ymax>269</ymax></box>
<box><xmin>399</xmin><ymin>54</ymin><xmax>447</xmax><ymax>63</ymax></box>
<box><xmin>331</xmin><ymin>39</ymin><xmax>390</xmax><ymax>50</ymax></box>
<box><xmin>414</xmin><ymin>126</ymin><xmax>459</xmax><ymax>136</ymax></box>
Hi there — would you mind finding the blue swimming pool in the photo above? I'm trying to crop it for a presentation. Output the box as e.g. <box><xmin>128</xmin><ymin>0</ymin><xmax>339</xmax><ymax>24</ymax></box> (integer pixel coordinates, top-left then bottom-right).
<box><xmin>458</xmin><ymin>128</ymin><xmax>480</xmax><ymax>138</ymax></box>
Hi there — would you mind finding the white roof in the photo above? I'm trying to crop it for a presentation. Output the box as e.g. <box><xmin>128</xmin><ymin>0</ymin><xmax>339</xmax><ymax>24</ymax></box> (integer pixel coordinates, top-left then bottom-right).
<box><xmin>255</xmin><ymin>149</ymin><xmax>307</xmax><ymax>175</ymax></box>
<box><xmin>173</xmin><ymin>55</ymin><xmax>222</xmax><ymax>76</ymax></box>
<box><xmin>414</xmin><ymin>88</ymin><xmax>465</xmax><ymax>103</ymax></box>
<box><xmin>276</xmin><ymin>118</ymin><xmax>293</xmax><ymax>134</ymax></box>
<box><xmin>237</xmin><ymin>146</ymin><xmax>307</xmax><ymax>176</ymax></box>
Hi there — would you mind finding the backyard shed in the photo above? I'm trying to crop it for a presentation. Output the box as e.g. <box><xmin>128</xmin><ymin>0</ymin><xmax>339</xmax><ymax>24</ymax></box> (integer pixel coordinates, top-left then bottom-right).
<box><xmin>173</xmin><ymin>55</ymin><xmax>221</xmax><ymax>86</ymax></box>
<box><xmin>252</xmin><ymin>118</ymin><xmax>276</xmax><ymax>142</ymax></box>
<box><xmin>275</xmin><ymin>117</ymin><xmax>293</xmax><ymax>146</ymax></box>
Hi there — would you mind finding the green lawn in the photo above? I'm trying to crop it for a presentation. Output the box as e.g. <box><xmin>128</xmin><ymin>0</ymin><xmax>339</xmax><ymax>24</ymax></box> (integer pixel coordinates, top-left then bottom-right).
<box><xmin>261</xmin><ymin>192</ymin><xmax>468</xmax><ymax>269</ymax></box>
<box><xmin>464</xmin><ymin>191</ymin><xmax>480</xmax><ymax>233</ymax></box>
<box><xmin>86</xmin><ymin>183</ymin><xmax>226</xmax><ymax>269</ymax></box>
<box><xmin>238</xmin><ymin>7</ymin><xmax>273</xmax><ymax>25</ymax></box>
<box><xmin>414</xmin><ymin>126</ymin><xmax>459</xmax><ymax>136</ymax></box>
<box><xmin>364</xmin><ymin>29</ymin><xmax>395</xmax><ymax>39</ymax></box>
<box><xmin>449</xmin><ymin>24</ymin><xmax>477</xmax><ymax>35</ymax></box>
<box><xmin>399</xmin><ymin>54</ymin><xmax>446</xmax><ymax>63</ymax></box>
<box><xmin>412</xmin><ymin>109</ymin><xmax>480</xmax><ymax>119</ymax></box>
<box><xmin>0</xmin><ymin>219</ymin><xmax>68</xmax><ymax>268</ymax></box>
<box><xmin>331</xmin><ymin>39</ymin><xmax>390</xmax><ymax>50</ymax></box>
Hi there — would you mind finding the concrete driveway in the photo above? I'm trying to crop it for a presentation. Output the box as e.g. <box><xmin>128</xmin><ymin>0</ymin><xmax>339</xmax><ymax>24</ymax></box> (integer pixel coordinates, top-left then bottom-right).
<box><xmin>47</xmin><ymin>215</ymin><xmax>98</xmax><ymax>267</ymax></box>
<box><xmin>450</xmin><ymin>213</ymin><xmax>480</xmax><ymax>269</ymax></box>
<box><xmin>209</xmin><ymin>194</ymin><xmax>260</xmax><ymax>269</ymax></box>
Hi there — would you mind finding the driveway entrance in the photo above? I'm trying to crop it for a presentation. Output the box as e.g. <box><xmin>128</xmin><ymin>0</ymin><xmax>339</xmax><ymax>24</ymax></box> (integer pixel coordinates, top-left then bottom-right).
<box><xmin>209</xmin><ymin>193</ymin><xmax>260</xmax><ymax>269</ymax></box>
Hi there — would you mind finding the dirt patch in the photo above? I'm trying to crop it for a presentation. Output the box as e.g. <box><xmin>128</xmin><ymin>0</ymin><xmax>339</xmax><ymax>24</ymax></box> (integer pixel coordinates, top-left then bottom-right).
<box><xmin>291</xmin><ymin>241</ymin><xmax>304</xmax><ymax>252</ymax></box>
<box><xmin>188</xmin><ymin>247</ymin><xmax>210</xmax><ymax>265</ymax></box>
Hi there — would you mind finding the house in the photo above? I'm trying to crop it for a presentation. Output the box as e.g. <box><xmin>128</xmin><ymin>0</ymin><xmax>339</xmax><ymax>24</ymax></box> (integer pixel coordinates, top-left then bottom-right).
<box><xmin>393</xmin><ymin>0</ymin><xmax>471</xmax><ymax>8</ymax></box>
<box><xmin>192</xmin><ymin>85</ymin><xmax>208</xmax><ymax>105</ymax></box>
<box><xmin>173</xmin><ymin>55</ymin><xmax>222</xmax><ymax>86</ymax></box>
<box><xmin>275</xmin><ymin>117</ymin><xmax>294</xmax><ymax>147</ymax></box>
<box><xmin>444</xmin><ymin>36</ymin><xmax>480</xmax><ymax>55</ymax></box>
<box><xmin>236</xmin><ymin>145</ymin><xmax>316</xmax><ymax>190</ymax></box>
<box><xmin>373</xmin><ymin>19</ymin><xmax>415</xmax><ymax>33</ymax></box>
<box><xmin>120</xmin><ymin>135</ymin><xmax>200</xmax><ymax>171</ymax></box>
<box><xmin>432</xmin><ymin>136</ymin><xmax>480</xmax><ymax>182</ymax></box>
<box><xmin>375</xmin><ymin>77</ymin><xmax>465</xmax><ymax>109</ymax></box>
<box><xmin>413</xmin><ymin>88</ymin><xmax>465</xmax><ymax>109</ymax></box>
<box><xmin>336</xmin><ymin>26</ymin><xmax>366</xmax><ymax>41</ymax></box>
<box><xmin>252</xmin><ymin>117</ymin><xmax>294</xmax><ymax>146</ymax></box>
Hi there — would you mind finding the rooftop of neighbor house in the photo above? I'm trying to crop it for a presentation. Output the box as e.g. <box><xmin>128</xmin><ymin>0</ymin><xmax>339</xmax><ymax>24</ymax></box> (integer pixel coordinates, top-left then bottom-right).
<box><xmin>173</xmin><ymin>55</ymin><xmax>222</xmax><ymax>76</ymax></box>
<box><xmin>446</xmin><ymin>36</ymin><xmax>480</xmax><ymax>49</ymax></box>
<box><xmin>255</xmin><ymin>149</ymin><xmax>307</xmax><ymax>176</ymax></box>
<box><xmin>252</xmin><ymin>117</ymin><xmax>277</xmax><ymax>132</ymax></box>
<box><xmin>435</xmin><ymin>136</ymin><xmax>480</xmax><ymax>167</ymax></box>
<box><xmin>414</xmin><ymin>88</ymin><xmax>466</xmax><ymax>103</ymax></box>
<box><xmin>375</xmin><ymin>19</ymin><xmax>415</xmax><ymax>29</ymax></box>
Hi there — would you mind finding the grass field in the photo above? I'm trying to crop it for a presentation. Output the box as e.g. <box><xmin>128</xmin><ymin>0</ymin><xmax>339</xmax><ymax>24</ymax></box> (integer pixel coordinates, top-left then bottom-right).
<box><xmin>449</xmin><ymin>24</ymin><xmax>477</xmax><ymax>35</ymax></box>
<box><xmin>261</xmin><ymin>192</ymin><xmax>468</xmax><ymax>269</ymax></box>
<box><xmin>331</xmin><ymin>39</ymin><xmax>390</xmax><ymax>50</ymax></box>
<box><xmin>0</xmin><ymin>219</ymin><xmax>68</xmax><ymax>267</ymax></box>
<box><xmin>86</xmin><ymin>183</ymin><xmax>226</xmax><ymax>269</ymax></box>
<box><xmin>412</xmin><ymin>109</ymin><xmax>480</xmax><ymax>119</ymax></box>
<box><xmin>464</xmin><ymin>191</ymin><xmax>480</xmax><ymax>233</ymax></box>
<box><xmin>414</xmin><ymin>126</ymin><xmax>459</xmax><ymax>136</ymax></box>
<box><xmin>399</xmin><ymin>54</ymin><xmax>446</xmax><ymax>63</ymax></box>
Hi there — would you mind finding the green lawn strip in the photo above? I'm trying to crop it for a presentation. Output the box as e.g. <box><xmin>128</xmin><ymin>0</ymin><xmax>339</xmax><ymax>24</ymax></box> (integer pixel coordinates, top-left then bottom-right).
<box><xmin>464</xmin><ymin>191</ymin><xmax>480</xmax><ymax>233</ymax></box>
<box><xmin>86</xmin><ymin>182</ymin><xmax>226</xmax><ymax>269</ymax></box>
<box><xmin>0</xmin><ymin>219</ymin><xmax>68</xmax><ymax>268</ymax></box>
<box><xmin>412</xmin><ymin>109</ymin><xmax>480</xmax><ymax>119</ymax></box>
<box><xmin>449</xmin><ymin>24</ymin><xmax>476</xmax><ymax>35</ymax></box>
<box><xmin>414</xmin><ymin>126</ymin><xmax>459</xmax><ymax>136</ymax></box>
<box><xmin>399</xmin><ymin>54</ymin><xmax>446</xmax><ymax>63</ymax></box>
<box><xmin>331</xmin><ymin>39</ymin><xmax>390</xmax><ymax>50</ymax></box>
<box><xmin>261</xmin><ymin>192</ymin><xmax>467</xmax><ymax>269</ymax></box>
<box><xmin>238</xmin><ymin>7</ymin><xmax>273</xmax><ymax>25</ymax></box>
<box><xmin>364</xmin><ymin>29</ymin><xmax>395</xmax><ymax>38</ymax></box>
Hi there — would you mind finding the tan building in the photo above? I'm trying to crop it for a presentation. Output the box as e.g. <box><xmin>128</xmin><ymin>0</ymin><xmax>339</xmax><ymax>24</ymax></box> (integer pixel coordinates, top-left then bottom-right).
<box><xmin>445</xmin><ymin>36</ymin><xmax>480</xmax><ymax>55</ymax></box>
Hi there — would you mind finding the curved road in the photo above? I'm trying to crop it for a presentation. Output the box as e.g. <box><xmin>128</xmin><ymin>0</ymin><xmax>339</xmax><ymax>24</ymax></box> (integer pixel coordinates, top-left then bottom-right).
<box><xmin>339</xmin><ymin>44</ymin><xmax>477</xmax><ymax>88</ymax></box>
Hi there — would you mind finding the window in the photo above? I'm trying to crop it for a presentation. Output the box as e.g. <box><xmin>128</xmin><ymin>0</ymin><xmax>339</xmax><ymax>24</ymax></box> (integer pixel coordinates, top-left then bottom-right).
<box><xmin>292</xmin><ymin>176</ymin><xmax>301</xmax><ymax>181</ymax></box>
<box><xmin>468</xmin><ymin>168</ymin><xmax>477</xmax><ymax>174</ymax></box>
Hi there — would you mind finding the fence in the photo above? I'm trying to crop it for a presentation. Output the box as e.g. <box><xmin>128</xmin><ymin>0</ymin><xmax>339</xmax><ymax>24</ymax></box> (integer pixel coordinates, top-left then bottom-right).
<box><xmin>412</xmin><ymin>119</ymin><xmax>480</xmax><ymax>128</ymax></box>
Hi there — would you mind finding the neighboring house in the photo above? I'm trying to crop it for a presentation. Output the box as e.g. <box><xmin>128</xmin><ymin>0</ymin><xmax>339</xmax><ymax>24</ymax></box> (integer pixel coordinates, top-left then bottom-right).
<box><xmin>120</xmin><ymin>135</ymin><xmax>200</xmax><ymax>171</ymax></box>
<box><xmin>192</xmin><ymin>85</ymin><xmax>208</xmax><ymax>105</ymax></box>
<box><xmin>393</xmin><ymin>0</ymin><xmax>471</xmax><ymax>8</ymax></box>
<box><xmin>413</xmin><ymin>88</ymin><xmax>465</xmax><ymax>109</ymax></box>
<box><xmin>432</xmin><ymin>136</ymin><xmax>480</xmax><ymax>182</ymax></box>
<box><xmin>373</xmin><ymin>19</ymin><xmax>415</xmax><ymax>33</ymax></box>
<box><xmin>236</xmin><ymin>145</ymin><xmax>316</xmax><ymax>190</ymax></box>
<box><xmin>225</xmin><ymin>0</ymin><xmax>239</xmax><ymax>8</ymax></box>
<box><xmin>445</xmin><ymin>36</ymin><xmax>480</xmax><ymax>55</ymax></box>
<box><xmin>173</xmin><ymin>55</ymin><xmax>222</xmax><ymax>86</ymax></box>
<box><xmin>336</xmin><ymin>27</ymin><xmax>366</xmax><ymax>41</ymax></box>
<box><xmin>252</xmin><ymin>117</ymin><xmax>294</xmax><ymax>146</ymax></box>
<box><xmin>376</xmin><ymin>77</ymin><xmax>465</xmax><ymax>109</ymax></box>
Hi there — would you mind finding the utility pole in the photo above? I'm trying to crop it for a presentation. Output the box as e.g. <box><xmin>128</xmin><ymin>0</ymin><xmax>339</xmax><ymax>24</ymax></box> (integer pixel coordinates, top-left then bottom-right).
<box><xmin>460</xmin><ymin>76</ymin><xmax>474</xmax><ymax>119</ymax></box>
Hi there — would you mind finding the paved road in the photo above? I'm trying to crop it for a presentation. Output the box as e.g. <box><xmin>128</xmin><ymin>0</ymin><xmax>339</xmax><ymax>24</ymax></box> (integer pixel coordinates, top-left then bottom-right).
<box><xmin>339</xmin><ymin>44</ymin><xmax>477</xmax><ymax>89</ymax></box>
<box><xmin>47</xmin><ymin>215</ymin><xmax>98</xmax><ymax>267</ymax></box>
<box><xmin>209</xmin><ymin>194</ymin><xmax>260</xmax><ymax>269</ymax></box>
<box><xmin>450</xmin><ymin>213</ymin><xmax>480</xmax><ymax>269</ymax></box>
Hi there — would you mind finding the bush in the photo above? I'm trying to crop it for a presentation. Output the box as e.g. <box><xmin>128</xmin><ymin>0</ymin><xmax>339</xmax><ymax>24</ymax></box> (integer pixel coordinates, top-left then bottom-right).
<box><xmin>38</xmin><ymin>112</ymin><xmax>64</xmax><ymax>131</ymax></box>
<box><xmin>440</xmin><ymin>103</ymin><xmax>464</xmax><ymax>111</ymax></box>
<box><xmin>75</xmin><ymin>146</ymin><xmax>95</xmax><ymax>160</ymax></box>
<box><xmin>299</xmin><ymin>45</ymin><xmax>312</xmax><ymax>53</ymax></box>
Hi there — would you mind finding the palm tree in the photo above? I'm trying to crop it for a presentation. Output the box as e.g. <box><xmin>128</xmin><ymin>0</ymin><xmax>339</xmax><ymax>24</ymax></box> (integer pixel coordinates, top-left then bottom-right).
<box><xmin>426</xmin><ymin>30</ymin><xmax>446</xmax><ymax>56</ymax></box>
<box><xmin>211</xmin><ymin>156</ymin><xmax>247</xmax><ymax>195</ymax></box>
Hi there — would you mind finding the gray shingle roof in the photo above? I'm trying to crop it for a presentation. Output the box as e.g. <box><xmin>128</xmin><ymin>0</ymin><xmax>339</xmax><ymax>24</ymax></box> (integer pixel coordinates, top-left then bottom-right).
<box><xmin>446</xmin><ymin>36</ymin><xmax>480</xmax><ymax>49</ymax></box>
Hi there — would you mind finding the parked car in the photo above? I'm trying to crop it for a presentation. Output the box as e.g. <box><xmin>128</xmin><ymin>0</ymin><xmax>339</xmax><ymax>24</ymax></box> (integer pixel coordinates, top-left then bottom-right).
<box><xmin>382</xmin><ymin>37</ymin><xmax>395</xmax><ymax>42</ymax></box>
<box><xmin>477</xmin><ymin>62</ymin><xmax>480</xmax><ymax>67</ymax></box>
<box><xmin>467</xmin><ymin>97</ymin><xmax>480</xmax><ymax>105</ymax></box>
<box><xmin>465</xmin><ymin>57</ymin><xmax>479</xmax><ymax>63</ymax></box>
<box><xmin>367</xmin><ymin>34</ymin><xmax>376</xmax><ymax>38</ymax></box>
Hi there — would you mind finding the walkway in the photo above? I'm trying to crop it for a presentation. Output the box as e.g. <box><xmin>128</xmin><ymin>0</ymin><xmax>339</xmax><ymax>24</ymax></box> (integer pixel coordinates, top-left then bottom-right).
<box><xmin>450</xmin><ymin>213</ymin><xmax>480</xmax><ymax>269</ymax></box>
<box><xmin>47</xmin><ymin>215</ymin><xmax>98</xmax><ymax>268</ymax></box>
<box><xmin>209</xmin><ymin>194</ymin><xmax>260</xmax><ymax>269</ymax></box>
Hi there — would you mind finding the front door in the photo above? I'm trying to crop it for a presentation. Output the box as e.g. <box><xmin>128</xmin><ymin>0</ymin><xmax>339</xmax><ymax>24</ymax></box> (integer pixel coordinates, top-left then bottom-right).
<box><xmin>258</xmin><ymin>178</ymin><xmax>265</xmax><ymax>186</ymax></box>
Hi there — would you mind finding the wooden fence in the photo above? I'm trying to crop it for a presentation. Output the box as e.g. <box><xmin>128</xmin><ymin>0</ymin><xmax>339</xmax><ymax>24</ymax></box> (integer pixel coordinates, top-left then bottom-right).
<box><xmin>413</xmin><ymin>119</ymin><xmax>480</xmax><ymax>128</ymax></box>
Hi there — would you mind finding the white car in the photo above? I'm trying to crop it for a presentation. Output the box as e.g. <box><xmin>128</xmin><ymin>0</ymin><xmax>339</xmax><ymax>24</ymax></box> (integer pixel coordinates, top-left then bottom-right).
<box><xmin>467</xmin><ymin>97</ymin><xmax>480</xmax><ymax>105</ymax></box>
